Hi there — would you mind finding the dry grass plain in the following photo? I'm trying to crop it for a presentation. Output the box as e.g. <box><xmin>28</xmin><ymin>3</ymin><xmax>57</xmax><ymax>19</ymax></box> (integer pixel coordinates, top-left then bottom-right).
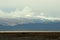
<box><xmin>0</xmin><ymin>31</ymin><xmax>60</xmax><ymax>40</ymax></box>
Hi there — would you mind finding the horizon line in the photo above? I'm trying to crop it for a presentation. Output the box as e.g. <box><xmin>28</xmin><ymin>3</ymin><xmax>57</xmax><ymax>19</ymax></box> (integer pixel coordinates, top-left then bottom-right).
<box><xmin>0</xmin><ymin>31</ymin><xmax>60</xmax><ymax>33</ymax></box>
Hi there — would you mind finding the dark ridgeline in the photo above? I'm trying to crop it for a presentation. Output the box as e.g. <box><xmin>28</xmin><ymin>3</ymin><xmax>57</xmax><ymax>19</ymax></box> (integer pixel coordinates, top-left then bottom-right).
<box><xmin>0</xmin><ymin>22</ymin><xmax>60</xmax><ymax>31</ymax></box>
<box><xmin>0</xmin><ymin>32</ymin><xmax>60</xmax><ymax>40</ymax></box>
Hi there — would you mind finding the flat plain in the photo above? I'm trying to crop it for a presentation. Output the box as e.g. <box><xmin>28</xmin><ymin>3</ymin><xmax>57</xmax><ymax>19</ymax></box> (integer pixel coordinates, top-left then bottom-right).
<box><xmin>0</xmin><ymin>31</ymin><xmax>60</xmax><ymax>40</ymax></box>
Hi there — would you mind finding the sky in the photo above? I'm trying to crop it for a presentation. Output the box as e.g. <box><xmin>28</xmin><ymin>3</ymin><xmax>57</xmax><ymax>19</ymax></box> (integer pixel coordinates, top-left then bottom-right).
<box><xmin>0</xmin><ymin>0</ymin><xmax>60</xmax><ymax>17</ymax></box>
<box><xmin>0</xmin><ymin>0</ymin><xmax>60</xmax><ymax>26</ymax></box>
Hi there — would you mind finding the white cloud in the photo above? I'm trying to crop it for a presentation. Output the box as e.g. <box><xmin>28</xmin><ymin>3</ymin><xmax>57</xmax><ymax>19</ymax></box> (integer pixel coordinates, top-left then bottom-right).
<box><xmin>37</xmin><ymin>12</ymin><xmax>60</xmax><ymax>21</ymax></box>
<box><xmin>0</xmin><ymin>7</ymin><xmax>34</xmax><ymax>18</ymax></box>
<box><xmin>0</xmin><ymin>7</ymin><xmax>60</xmax><ymax>26</ymax></box>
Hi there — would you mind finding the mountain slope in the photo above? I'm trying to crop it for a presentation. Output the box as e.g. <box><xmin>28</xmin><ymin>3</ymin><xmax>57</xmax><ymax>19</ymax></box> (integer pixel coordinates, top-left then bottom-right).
<box><xmin>0</xmin><ymin>22</ymin><xmax>60</xmax><ymax>31</ymax></box>
<box><xmin>0</xmin><ymin>16</ymin><xmax>60</xmax><ymax>31</ymax></box>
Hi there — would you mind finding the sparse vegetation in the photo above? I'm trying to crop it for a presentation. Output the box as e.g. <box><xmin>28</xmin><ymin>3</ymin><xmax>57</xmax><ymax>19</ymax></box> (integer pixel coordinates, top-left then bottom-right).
<box><xmin>0</xmin><ymin>32</ymin><xmax>60</xmax><ymax>40</ymax></box>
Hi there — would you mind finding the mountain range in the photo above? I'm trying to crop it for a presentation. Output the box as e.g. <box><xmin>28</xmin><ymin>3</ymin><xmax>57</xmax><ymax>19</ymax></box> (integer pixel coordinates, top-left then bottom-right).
<box><xmin>0</xmin><ymin>17</ymin><xmax>60</xmax><ymax>31</ymax></box>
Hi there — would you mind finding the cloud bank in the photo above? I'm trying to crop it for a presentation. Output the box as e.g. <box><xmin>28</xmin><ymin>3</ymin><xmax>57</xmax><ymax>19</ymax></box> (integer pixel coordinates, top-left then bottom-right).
<box><xmin>0</xmin><ymin>7</ymin><xmax>60</xmax><ymax>26</ymax></box>
<box><xmin>0</xmin><ymin>7</ymin><xmax>34</xmax><ymax>18</ymax></box>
